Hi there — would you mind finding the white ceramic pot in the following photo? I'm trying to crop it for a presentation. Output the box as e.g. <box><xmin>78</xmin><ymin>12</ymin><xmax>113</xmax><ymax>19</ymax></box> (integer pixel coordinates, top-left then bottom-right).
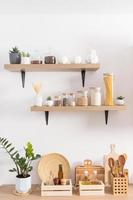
<box><xmin>16</xmin><ymin>176</ymin><xmax>31</xmax><ymax>193</ymax></box>
<box><xmin>116</xmin><ymin>99</ymin><xmax>125</xmax><ymax>105</ymax></box>
<box><xmin>35</xmin><ymin>95</ymin><xmax>43</xmax><ymax>106</ymax></box>
<box><xmin>74</xmin><ymin>56</ymin><xmax>82</xmax><ymax>64</ymax></box>
<box><xmin>21</xmin><ymin>57</ymin><xmax>31</xmax><ymax>64</ymax></box>
<box><xmin>90</xmin><ymin>87</ymin><xmax>101</xmax><ymax>106</ymax></box>
<box><xmin>46</xmin><ymin>100</ymin><xmax>54</xmax><ymax>107</ymax></box>
<box><xmin>90</xmin><ymin>50</ymin><xmax>99</xmax><ymax>64</ymax></box>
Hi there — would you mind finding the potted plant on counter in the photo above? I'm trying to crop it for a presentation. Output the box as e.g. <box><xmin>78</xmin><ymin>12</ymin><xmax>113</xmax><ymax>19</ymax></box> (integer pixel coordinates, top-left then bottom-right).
<box><xmin>9</xmin><ymin>46</ymin><xmax>21</xmax><ymax>64</ymax></box>
<box><xmin>46</xmin><ymin>96</ymin><xmax>54</xmax><ymax>107</ymax></box>
<box><xmin>116</xmin><ymin>96</ymin><xmax>125</xmax><ymax>105</ymax></box>
<box><xmin>0</xmin><ymin>137</ymin><xmax>41</xmax><ymax>194</ymax></box>
<box><xmin>21</xmin><ymin>52</ymin><xmax>31</xmax><ymax>64</ymax></box>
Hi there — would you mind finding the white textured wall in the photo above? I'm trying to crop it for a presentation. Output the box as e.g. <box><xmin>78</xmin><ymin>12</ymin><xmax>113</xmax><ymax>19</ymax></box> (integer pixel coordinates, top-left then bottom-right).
<box><xmin>0</xmin><ymin>14</ymin><xmax>133</xmax><ymax>184</ymax></box>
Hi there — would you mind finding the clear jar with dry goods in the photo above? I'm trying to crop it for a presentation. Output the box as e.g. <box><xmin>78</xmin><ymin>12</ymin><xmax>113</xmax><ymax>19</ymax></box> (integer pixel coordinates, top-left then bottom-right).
<box><xmin>103</xmin><ymin>73</ymin><xmax>114</xmax><ymax>105</ymax></box>
<box><xmin>69</xmin><ymin>93</ymin><xmax>76</xmax><ymax>106</ymax></box>
<box><xmin>62</xmin><ymin>93</ymin><xmax>69</xmax><ymax>106</ymax></box>
<box><xmin>76</xmin><ymin>91</ymin><xmax>88</xmax><ymax>106</ymax></box>
<box><xmin>54</xmin><ymin>96</ymin><xmax>62</xmax><ymax>106</ymax></box>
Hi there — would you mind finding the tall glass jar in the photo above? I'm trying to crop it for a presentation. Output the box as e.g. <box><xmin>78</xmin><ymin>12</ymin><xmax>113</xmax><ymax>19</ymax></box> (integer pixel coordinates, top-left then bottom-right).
<box><xmin>54</xmin><ymin>96</ymin><xmax>62</xmax><ymax>106</ymax></box>
<box><xmin>90</xmin><ymin>87</ymin><xmax>101</xmax><ymax>106</ymax></box>
<box><xmin>62</xmin><ymin>93</ymin><xmax>69</xmax><ymax>106</ymax></box>
<box><xmin>69</xmin><ymin>93</ymin><xmax>76</xmax><ymax>106</ymax></box>
<box><xmin>76</xmin><ymin>91</ymin><xmax>88</xmax><ymax>106</ymax></box>
<box><xmin>103</xmin><ymin>73</ymin><xmax>114</xmax><ymax>105</ymax></box>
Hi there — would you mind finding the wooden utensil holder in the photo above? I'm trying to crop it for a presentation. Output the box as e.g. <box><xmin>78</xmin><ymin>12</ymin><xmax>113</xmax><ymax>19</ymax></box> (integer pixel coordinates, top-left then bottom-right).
<box><xmin>111</xmin><ymin>175</ymin><xmax>128</xmax><ymax>195</ymax></box>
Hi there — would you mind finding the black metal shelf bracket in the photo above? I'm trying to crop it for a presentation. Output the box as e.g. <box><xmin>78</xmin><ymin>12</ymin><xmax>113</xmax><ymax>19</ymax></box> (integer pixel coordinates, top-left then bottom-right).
<box><xmin>105</xmin><ymin>110</ymin><xmax>109</xmax><ymax>125</ymax></box>
<box><xmin>21</xmin><ymin>70</ymin><xmax>25</xmax><ymax>88</ymax></box>
<box><xmin>81</xmin><ymin>69</ymin><xmax>86</xmax><ymax>87</ymax></box>
<box><xmin>45</xmin><ymin>111</ymin><xmax>49</xmax><ymax>125</ymax></box>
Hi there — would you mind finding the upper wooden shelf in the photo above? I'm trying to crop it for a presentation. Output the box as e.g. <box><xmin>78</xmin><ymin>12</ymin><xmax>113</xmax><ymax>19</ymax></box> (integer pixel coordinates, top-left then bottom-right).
<box><xmin>31</xmin><ymin>105</ymin><xmax>126</xmax><ymax>112</ymax></box>
<box><xmin>4</xmin><ymin>64</ymin><xmax>100</xmax><ymax>72</ymax></box>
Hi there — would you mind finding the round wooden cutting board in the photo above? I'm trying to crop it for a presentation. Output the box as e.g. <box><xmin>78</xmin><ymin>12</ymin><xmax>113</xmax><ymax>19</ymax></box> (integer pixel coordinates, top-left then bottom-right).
<box><xmin>38</xmin><ymin>153</ymin><xmax>71</xmax><ymax>182</ymax></box>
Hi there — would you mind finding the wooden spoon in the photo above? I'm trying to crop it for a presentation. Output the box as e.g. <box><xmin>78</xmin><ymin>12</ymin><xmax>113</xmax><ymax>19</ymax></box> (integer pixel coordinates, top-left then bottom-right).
<box><xmin>108</xmin><ymin>157</ymin><xmax>115</xmax><ymax>176</ymax></box>
<box><xmin>118</xmin><ymin>155</ymin><xmax>126</xmax><ymax>177</ymax></box>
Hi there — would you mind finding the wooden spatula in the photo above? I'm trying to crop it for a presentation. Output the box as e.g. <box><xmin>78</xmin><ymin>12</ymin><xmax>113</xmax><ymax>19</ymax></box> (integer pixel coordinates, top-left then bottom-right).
<box><xmin>118</xmin><ymin>155</ymin><xmax>126</xmax><ymax>177</ymax></box>
<box><xmin>108</xmin><ymin>157</ymin><xmax>115</xmax><ymax>176</ymax></box>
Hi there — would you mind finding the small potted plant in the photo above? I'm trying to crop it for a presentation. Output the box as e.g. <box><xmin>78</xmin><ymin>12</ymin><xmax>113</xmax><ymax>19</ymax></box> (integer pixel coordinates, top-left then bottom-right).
<box><xmin>0</xmin><ymin>137</ymin><xmax>41</xmax><ymax>194</ymax></box>
<box><xmin>21</xmin><ymin>52</ymin><xmax>30</xmax><ymax>64</ymax></box>
<box><xmin>46</xmin><ymin>96</ymin><xmax>53</xmax><ymax>107</ymax></box>
<box><xmin>116</xmin><ymin>96</ymin><xmax>125</xmax><ymax>105</ymax></box>
<box><xmin>9</xmin><ymin>46</ymin><xmax>21</xmax><ymax>64</ymax></box>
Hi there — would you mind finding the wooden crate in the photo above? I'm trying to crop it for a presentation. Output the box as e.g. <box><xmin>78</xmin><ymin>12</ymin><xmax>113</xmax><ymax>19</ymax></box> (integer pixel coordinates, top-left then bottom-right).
<box><xmin>111</xmin><ymin>176</ymin><xmax>128</xmax><ymax>195</ymax></box>
<box><xmin>75</xmin><ymin>165</ymin><xmax>104</xmax><ymax>185</ymax></box>
<box><xmin>41</xmin><ymin>179</ymin><xmax>72</xmax><ymax>196</ymax></box>
<box><xmin>79</xmin><ymin>181</ymin><xmax>104</xmax><ymax>196</ymax></box>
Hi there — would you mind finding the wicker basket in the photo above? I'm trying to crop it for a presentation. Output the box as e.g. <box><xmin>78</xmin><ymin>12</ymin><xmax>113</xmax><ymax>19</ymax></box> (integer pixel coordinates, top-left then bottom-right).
<box><xmin>111</xmin><ymin>175</ymin><xmax>128</xmax><ymax>195</ymax></box>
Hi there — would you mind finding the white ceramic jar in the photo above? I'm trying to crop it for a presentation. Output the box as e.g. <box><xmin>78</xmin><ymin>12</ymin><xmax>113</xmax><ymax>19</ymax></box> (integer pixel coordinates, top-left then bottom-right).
<box><xmin>90</xmin><ymin>87</ymin><xmax>101</xmax><ymax>106</ymax></box>
<box><xmin>21</xmin><ymin>57</ymin><xmax>30</xmax><ymax>64</ymax></box>
<box><xmin>16</xmin><ymin>176</ymin><xmax>31</xmax><ymax>193</ymax></box>
<box><xmin>116</xmin><ymin>99</ymin><xmax>125</xmax><ymax>105</ymax></box>
<box><xmin>90</xmin><ymin>49</ymin><xmax>99</xmax><ymax>64</ymax></box>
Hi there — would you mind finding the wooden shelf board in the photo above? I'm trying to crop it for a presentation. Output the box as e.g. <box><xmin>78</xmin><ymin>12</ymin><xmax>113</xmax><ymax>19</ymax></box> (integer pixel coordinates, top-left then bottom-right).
<box><xmin>31</xmin><ymin>105</ymin><xmax>126</xmax><ymax>112</ymax></box>
<box><xmin>4</xmin><ymin>64</ymin><xmax>100</xmax><ymax>72</ymax></box>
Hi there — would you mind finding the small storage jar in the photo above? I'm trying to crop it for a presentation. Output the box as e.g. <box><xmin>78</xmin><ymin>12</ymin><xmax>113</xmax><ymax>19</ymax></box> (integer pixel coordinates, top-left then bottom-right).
<box><xmin>90</xmin><ymin>87</ymin><xmax>101</xmax><ymax>106</ymax></box>
<box><xmin>76</xmin><ymin>91</ymin><xmax>88</xmax><ymax>106</ymax></box>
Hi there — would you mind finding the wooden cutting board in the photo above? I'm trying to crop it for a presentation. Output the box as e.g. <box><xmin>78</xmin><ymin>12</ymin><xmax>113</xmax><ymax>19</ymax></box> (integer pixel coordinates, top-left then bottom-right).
<box><xmin>104</xmin><ymin>144</ymin><xmax>119</xmax><ymax>186</ymax></box>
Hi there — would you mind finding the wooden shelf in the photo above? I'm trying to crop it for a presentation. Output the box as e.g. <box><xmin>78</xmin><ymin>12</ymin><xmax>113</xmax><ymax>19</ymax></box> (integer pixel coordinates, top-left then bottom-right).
<box><xmin>31</xmin><ymin>105</ymin><xmax>126</xmax><ymax>112</ymax></box>
<box><xmin>4</xmin><ymin>63</ymin><xmax>100</xmax><ymax>88</ymax></box>
<box><xmin>4</xmin><ymin>64</ymin><xmax>100</xmax><ymax>72</ymax></box>
<box><xmin>31</xmin><ymin>105</ymin><xmax>126</xmax><ymax>125</ymax></box>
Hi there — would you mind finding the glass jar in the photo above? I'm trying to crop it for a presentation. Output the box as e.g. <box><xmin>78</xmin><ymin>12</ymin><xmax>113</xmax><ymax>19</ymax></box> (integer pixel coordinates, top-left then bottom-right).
<box><xmin>103</xmin><ymin>73</ymin><xmax>114</xmax><ymax>105</ymax></box>
<box><xmin>31</xmin><ymin>50</ymin><xmax>42</xmax><ymax>64</ymax></box>
<box><xmin>90</xmin><ymin>87</ymin><xmax>101</xmax><ymax>106</ymax></box>
<box><xmin>54</xmin><ymin>96</ymin><xmax>62</xmax><ymax>106</ymax></box>
<box><xmin>69</xmin><ymin>93</ymin><xmax>76</xmax><ymax>106</ymax></box>
<box><xmin>76</xmin><ymin>91</ymin><xmax>88</xmax><ymax>106</ymax></box>
<box><xmin>62</xmin><ymin>93</ymin><xmax>69</xmax><ymax>106</ymax></box>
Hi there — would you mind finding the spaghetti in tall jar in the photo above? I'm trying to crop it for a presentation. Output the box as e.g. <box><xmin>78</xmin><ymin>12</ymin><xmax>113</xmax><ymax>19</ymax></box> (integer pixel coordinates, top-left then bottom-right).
<box><xmin>103</xmin><ymin>73</ymin><xmax>114</xmax><ymax>106</ymax></box>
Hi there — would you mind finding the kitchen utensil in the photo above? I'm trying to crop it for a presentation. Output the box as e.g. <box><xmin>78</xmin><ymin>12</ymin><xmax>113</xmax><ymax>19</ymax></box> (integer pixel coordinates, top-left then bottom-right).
<box><xmin>38</xmin><ymin>153</ymin><xmax>71</xmax><ymax>183</ymax></box>
<box><xmin>104</xmin><ymin>144</ymin><xmax>118</xmax><ymax>186</ymax></box>
<box><xmin>118</xmin><ymin>155</ymin><xmax>126</xmax><ymax>177</ymax></box>
<box><xmin>108</xmin><ymin>157</ymin><xmax>115</xmax><ymax>176</ymax></box>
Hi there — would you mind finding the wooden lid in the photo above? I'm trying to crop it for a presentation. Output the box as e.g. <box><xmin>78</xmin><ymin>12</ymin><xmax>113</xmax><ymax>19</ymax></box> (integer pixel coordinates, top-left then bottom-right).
<box><xmin>38</xmin><ymin>153</ymin><xmax>71</xmax><ymax>182</ymax></box>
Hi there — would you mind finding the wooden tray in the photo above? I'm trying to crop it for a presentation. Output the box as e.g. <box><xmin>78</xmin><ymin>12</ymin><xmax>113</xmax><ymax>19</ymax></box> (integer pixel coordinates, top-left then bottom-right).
<box><xmin>38</xmin><ymin>153</ymin><xmax>70</xmax><ymax>183</ymax></box>
<box><xmin>79</xmin><ymin>181</ymin><xmax>104</xmax><ymax>196</ymax></box>
<box><xmin>41</xmin><ymin>179</ymin><xmax>72</xmax><ymax>196</ymax></box>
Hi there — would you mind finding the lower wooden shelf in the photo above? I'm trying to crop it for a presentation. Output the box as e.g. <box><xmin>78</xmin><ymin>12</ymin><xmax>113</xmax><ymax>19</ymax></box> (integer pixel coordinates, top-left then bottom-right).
<box><xmin>30</xmin><ymin>105</ymin><xmax>126</xmax><ymax>125</ymax></box>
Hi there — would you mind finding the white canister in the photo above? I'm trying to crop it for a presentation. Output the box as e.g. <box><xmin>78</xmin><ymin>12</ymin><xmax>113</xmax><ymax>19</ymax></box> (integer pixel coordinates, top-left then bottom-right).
<box><xmin>90</xmin><ymin>49</ymin><xmax>99</xmax><ymax>64</ymax></box>
<box><xmin>61</xmin><ymin>56</ymin><xmax>69</xmax><ymax>64</ymax></box>
<box><xmin>16</xmin><ymin>176</ymin><xmax>31</xmax><ymax>193</ymax></box>
<box><xmin>35</xmin><ymin>94</ymin><xmax>43</xmax><ymax>106</ymax></box>
<box><xmin>74</xmin><ymin>56</ymin><xmax>82</xmax><ymax>64</ymax></box>
<box><xmin>90</xmin><ymin>87</ymin><xmax>101</xmax><ymax>106</ymax></box>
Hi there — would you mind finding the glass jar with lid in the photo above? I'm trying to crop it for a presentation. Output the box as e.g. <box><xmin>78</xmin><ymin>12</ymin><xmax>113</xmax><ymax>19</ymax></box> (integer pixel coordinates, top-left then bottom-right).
<box><xmin>103</xmin><ymin>73</ymin><xmax>114</xmax><ymax>105</ymax></box>
<box><xmin>76</xmin><ymin>91</ymin><xmax>88</xmax><ymax>106</ymax></box>
<box><xmin>31</xmin><ymin>50</ymin><xmax>42</xmax><ymax>64</ymax></box>
<box><xmin>90</xmin><ymin>87</ymin><xmax>101</xmax><ymax>106</ymax></box>
<box><xmin>62</xmin><ymin>93</ymin><xmax>69</xmax><ymax>106</ymax></box>
<box><xmin>54</xmin><ymin>96</ymin><xmax>62</xmax><ymax>106</ymax></box>
<box><xmin>69</xmin><ymin>93</ymin><xmax>76</xmax><ymax>106</ymax></box>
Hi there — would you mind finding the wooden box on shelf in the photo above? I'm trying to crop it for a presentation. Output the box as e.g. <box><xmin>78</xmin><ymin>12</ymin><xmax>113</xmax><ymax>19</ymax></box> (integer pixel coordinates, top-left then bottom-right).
<box><xmin>111</xmin><ymin>174</ymin><xmax>128</xmax><ymax>195</ymax></box>
<box><xmin>79</xmin><ymin>181</ymin><xmax>104</xmax><ymax>196</ymax></box>
<box><xmin>75</xmin><ymin>165</ymin><xmax>105</xmax><ymax>185</ymax></box>
<box><xmin>41</xmin><ymin>179</ymin><xmax>72</xmax><ymax>196</ymax></box>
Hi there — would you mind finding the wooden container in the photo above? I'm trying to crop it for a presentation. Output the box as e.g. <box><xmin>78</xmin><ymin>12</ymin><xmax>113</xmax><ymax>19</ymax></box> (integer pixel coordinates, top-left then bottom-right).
<box><xmin>75</xmin><ymin>165</ymin><xmax>104</xmax><ymax>185</ymax></box>
<box><xmin>111</xmin><ymin>175</ymin><xmax>128</xmax><ymax>195</ymax></box>
<box><xmin>79</xmin><ymin>181</ymin><xmax>104</xmax><ymax>196</ymax></box>
<box><xmin>41</xmin><ymin>179</ymin><xmax>72</xmax><ymax>196</ymax></box>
